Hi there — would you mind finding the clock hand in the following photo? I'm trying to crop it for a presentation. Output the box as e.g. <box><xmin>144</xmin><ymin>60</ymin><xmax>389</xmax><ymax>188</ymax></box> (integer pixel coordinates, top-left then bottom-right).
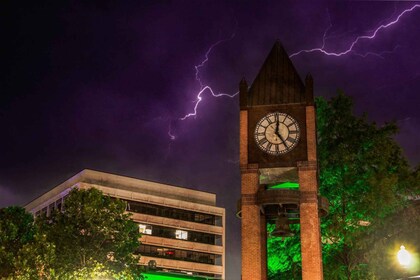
<box><xmin>277</xmin><ymin>130</ymin><xmax>288</xmax><ymax>148</ymax></box>
<box><xmin>274</xmin><ymin>120</ymin><xmax>288</xmax><ymax>146</ymax></box>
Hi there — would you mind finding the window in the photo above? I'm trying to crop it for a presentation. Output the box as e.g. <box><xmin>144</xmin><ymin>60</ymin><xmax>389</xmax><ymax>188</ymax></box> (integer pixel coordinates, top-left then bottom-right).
<box><xmin>139</xmin><ymin>224</ymin><xmax>152</xmax><ymax>235</ymax></box>
<box><xmin>137</xmin><ymin>245</ymin><xmax>220</xmax><ymax>265</ymax></box>
<box><xmin>175</xmin><ymin>230</ymin><xmax>188</xmax><ymax>240</ymax></box>
<box><xmin>136</xmin><ymin>224</ymin><xmax>218</xmax><ymax>244</ymax></box>
<box><xmin>123</xmin><ymin>199</ymin><xmax>219</xmax><ymax>225</ymax></box>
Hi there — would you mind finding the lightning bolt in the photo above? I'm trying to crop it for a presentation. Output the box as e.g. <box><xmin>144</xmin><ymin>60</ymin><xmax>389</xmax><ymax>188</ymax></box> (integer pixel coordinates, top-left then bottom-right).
<box><xmin>180</xmin><ymin>33</ymin><xmax>238</xmax><ymax>121</ymax></box>
<box><xmin>179</xmin><ymin>86</ymin><xmax>238</xmax><ymax>121</ymax></box>
<box><xmin>167</xmin><ymin>4</ymin><xmax>419</xmax><ymax>141</ymax></box>
<box><xmin>353</xmin><ymin>44</ymin><xmax>401</xmax><ymax>59</ymax></box>
<box><xmin>168</xmin><ymin>121</ymin><xmax>176</xmax><ymax>140</ymax></box>
<box><xmin>290</xmin><ymin>4</ymin><xmax>420</xmax><ymax>58</ymax></box>
<box><xmin>194</xmin><ymin>34</ymin><xmax>234</xmax><ymax>89</ymax></box>
<box><xmin>168</xmin><ymin>33</ymin><xmax>238</xmax><ymax>140</ymax></box>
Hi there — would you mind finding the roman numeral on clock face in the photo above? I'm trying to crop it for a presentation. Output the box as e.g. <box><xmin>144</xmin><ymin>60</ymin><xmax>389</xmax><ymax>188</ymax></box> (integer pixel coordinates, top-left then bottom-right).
<box><xmin>259</xmin><ymin>138</ymin><xmax>268</xmax><ymax>145</ymax></box>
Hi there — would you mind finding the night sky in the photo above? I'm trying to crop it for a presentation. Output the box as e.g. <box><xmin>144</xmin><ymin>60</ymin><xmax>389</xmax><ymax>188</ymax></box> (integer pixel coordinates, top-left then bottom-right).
<box><xmin>2</xmin><ymin>1</ymin><xmax>420</xmax><ymax>279</ymax></box>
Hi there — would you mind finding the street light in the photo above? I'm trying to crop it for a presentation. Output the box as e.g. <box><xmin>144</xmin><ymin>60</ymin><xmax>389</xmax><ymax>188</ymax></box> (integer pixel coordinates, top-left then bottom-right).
<box><xmin>397</xmin><ymin>245</ymin><xmax>413</xmax><ymax>280</ymax></box>
<box><xmin>398</xmin><ymin>245</ymin><xmax>412</xmax><ymax>268</ymax></box>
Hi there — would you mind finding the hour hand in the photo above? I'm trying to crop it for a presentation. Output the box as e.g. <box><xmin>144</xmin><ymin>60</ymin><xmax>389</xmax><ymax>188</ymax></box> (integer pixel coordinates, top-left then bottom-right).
<box><xmin>275</xmin><ymin>121</ymin><xmax>279</xmax><ymax>134</ymax></box>
<box><xmin>274</xmin><ymin>121</ymin><xmax>281</xmax><ymax>137</ymax></box>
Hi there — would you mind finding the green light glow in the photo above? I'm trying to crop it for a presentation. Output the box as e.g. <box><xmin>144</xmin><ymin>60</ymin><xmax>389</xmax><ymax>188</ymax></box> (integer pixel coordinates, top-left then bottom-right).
<box><xmin>267</xmin><ymin>223</ymin><xmax>302</xmax><ymax>279</ymax></box>
<box><xmin>142</xmin><ymin>272</ymin><xmax>213</xmax><ymax>280</ymax></box>
<box><xmin>268</xmin><ymin>182</ymin><xmax>299</xmax><ymax>189</ymax></box>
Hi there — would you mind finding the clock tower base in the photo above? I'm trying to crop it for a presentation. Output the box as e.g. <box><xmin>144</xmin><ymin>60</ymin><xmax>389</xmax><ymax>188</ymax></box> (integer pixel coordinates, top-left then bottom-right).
<box><xmin>240</xmin><ymin>164</ymin><xmax>267</xmax><ymax>280</ymax></box>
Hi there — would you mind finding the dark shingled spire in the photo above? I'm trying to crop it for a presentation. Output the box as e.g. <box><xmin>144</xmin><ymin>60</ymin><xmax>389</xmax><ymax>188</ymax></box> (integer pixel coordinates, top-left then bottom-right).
<box><xmin>248</xmin><ymin>41</ymin><xmax>306</xmax><ymax>106</ymax></box>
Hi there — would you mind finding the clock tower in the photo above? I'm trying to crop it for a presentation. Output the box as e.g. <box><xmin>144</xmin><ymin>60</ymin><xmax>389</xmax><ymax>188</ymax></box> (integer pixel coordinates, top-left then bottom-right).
<box><xmin>238</xmin><ymin>42</ymin><xmax>328</xmax><ymax>280</ymax></box>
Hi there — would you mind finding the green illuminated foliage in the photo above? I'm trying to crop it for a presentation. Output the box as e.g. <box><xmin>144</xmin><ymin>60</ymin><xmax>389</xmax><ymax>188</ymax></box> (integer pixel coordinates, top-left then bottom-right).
<box><xmin>267</xmin><ymin>223</ymin><xmax>301</xmax><ymax>280</ymax></box>
<box><xmin>267</xmin><ymin>92</ymin><xmax>419</xmax><ymax>279</ymax></box>
<box><xmin>317</xmin><ymin>92</ymin><xmax>414</xmax><ymax>279</ymax></box>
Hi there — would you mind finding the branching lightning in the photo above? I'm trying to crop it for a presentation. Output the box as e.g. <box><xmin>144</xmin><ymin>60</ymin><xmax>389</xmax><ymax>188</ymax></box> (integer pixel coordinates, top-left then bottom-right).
<box><xmin>178</xmin><ymin>86</ymin><xmax>238</xmax><ymax>121</ymax></box>
<box><xmin>353</xmin><ymin>45</ymin><xmax>401</xmax><ymax>59</ymax></box>
<box><xmin>290</xmin><ymin>4</ymin><xmax>420</xmax><ymax>58</ymax></box>
<box><xmin>194</xmin><ymin>34</ymin><xmax>234</xmax><ymax>89</ymax></box>
<box><xmin>166</xmin><ymin>4</ymin><xmax>420</xmax><ymax>142</ymax></box>
<box><xmin>168</xmin><ymin>33</ymin><xmax>238</xmax><ymax>140</ymax></box>
<box><xmin>180</xmin><ymin>33</ymin><xmax>238</xmax><ymax>121</ymax></box>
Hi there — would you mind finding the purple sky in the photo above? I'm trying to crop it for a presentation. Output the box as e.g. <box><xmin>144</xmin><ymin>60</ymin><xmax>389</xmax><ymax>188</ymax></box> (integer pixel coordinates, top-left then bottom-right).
<box><xmin>2</xmin><ymin>1</ymin><xmax>420</xmax><ymax>278</ymax></box>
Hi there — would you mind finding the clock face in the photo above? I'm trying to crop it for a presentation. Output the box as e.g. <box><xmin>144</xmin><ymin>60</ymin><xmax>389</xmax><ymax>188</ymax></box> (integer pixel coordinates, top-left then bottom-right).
<box><xmin>254</xmin><ymin>112</ymin><xmax>300</xmax><ymax>155</ymax></box>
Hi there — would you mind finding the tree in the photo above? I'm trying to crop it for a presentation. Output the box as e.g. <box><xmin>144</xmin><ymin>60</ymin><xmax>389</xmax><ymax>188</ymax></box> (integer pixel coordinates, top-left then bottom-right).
<box><xmin>317</xmin><ymin>92</ymin><xmax>414</xmax><ymax>279</ymax></box>
<box><xmin>267</xmin><ymin>92</ymin><xmax>418</xmax><ymax>279</ymax></box>
<box><xmin>37</xmin><ymin>188</ymin><xmax>141</xmax><ymax>279</ymax></box>
<box><xmin>13</xmin><ymin>232</ymin><xmax>56</xmax><ymax>280</ymax></box>
<box><xmin>362</xmin><ymin>166</ymin><xmax>420</xmax><ymax>279</ymax></box>
<box><xmin>0</xmin><ymin>206</ymin><xmax>35</xmax><ymax>278</ymax></box>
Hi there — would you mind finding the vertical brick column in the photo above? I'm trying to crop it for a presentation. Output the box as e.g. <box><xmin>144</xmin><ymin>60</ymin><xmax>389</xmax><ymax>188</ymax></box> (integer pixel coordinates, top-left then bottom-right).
<box><xmin>241</xmin><ymin>165</ymin><xmax>265</xmax><ymax>280</ymax></box>
<box><xmin>298</xmin><ymin>161</ymin><xmax>323</xmax><ymax>280</ymax></box>
<box><xmin>260</xmin><ymin>213</ymin><xmax>267</xmax><ymax>279</ymax></box>
<box><xmin>298</xmin><ymin>105</ymin><xmax>323</xmax><ymax>280</ymax></box>
<box><xmin>240</xmin><ymin>109</ymin><xmax>266</xmax><ymax>280</ymax></box>
<box><xmin>240</xmin><ymin>110</ymin><xmax>248</xmax><ymax>165</ymax></box>
<box><xmin>305</xmin><ymin>106</ymin><xmax>317</xmax><ymax>161</ymax></box>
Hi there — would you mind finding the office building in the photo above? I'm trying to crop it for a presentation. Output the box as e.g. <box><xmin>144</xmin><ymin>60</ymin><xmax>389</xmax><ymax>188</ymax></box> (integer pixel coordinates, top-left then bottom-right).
<box><xmin>25</xmin><ymin>169</ymin><xmax>225</xmax><ymax>279</ymax></box>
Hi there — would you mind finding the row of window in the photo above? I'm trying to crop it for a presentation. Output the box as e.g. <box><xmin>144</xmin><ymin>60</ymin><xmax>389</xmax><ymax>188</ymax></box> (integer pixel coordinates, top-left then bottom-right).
<box><xmin>137</xmin><ymin>244</ymin><xmax>222</xmax><ymax>265</ymax></box>
<box><xmin>139</xmin><ymin>223</ymin><xmax>222</xmax><ymax>245</ymax></box>
<box><xmin>35</xmin><ymin>194</ymin><xmax>69</xmax><ymax>217</ymax></box>
<box><xmin>123</xmin><ymin>199</ymin><xmax>222</xmax><ymax>226</ymax></box>
<box><xmin>35</xmin><ymin>196</ymin><xmax>223</xmax><ymax>229</ymax></box>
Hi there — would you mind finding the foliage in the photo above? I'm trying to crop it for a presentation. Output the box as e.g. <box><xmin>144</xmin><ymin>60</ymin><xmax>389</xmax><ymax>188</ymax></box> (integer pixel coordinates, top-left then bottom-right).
<box><xmin>363</xmin><ymin>201</ymin><xmax>420</xmax><ymax>279</ymax></box>
<box><xmin>267</xmin><ymin>223</ymin><xmax>301</xmax><ymax>280</ymax></box>
<box><xmin>13</xmin><ymin>232</ymin><xmax>56</xmax><ymax>280</ymax></box>
<box><xmin>0</xmin><ymin>188</ymin><xmax>141</xmax><ymax>279</ymax></box>
<box><xmin>267</xmin><ymin>92</ymin><xmax>418</xmax><ymax>279</ymax></box>
<box><xmin>317</xmin><ymin>92</ymin><xmax>414</xmax><ymax>279</ymax></box>
<box><xmin>0</xmin><ymin>206</ymin><xmax>35</xmax><ymax>278</ymax></box>
<box><xmin>37</xmin><ymin>188</ymin><xmax>141</xmax><ymax>279</ymax></box>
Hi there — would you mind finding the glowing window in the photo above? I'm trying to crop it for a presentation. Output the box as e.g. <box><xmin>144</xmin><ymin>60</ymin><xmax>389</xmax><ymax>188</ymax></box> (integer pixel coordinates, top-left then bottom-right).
<box><xmin>139</xmin><ymin>224</ymin><xmax>152</xmax><ymax>235</ymax></box>
<box><xmin>175</xmin><ymin>230</ymin><xmax>188</xmax><ymax>240</ymax></box>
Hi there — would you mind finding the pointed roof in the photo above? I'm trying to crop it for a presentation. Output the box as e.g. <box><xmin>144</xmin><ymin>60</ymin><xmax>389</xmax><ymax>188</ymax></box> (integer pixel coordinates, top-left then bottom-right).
<box><xmin>248</xmin><ymin>41</ymin><xmax>306</xmax><ymax>106</ymax></box>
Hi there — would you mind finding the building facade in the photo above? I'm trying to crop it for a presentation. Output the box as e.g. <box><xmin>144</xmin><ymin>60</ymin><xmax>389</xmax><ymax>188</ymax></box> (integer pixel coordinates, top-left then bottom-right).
<box><xmin>25</xmin><ymin>169</ymin><xmax>225</xmax><ymax>279</ymax></box>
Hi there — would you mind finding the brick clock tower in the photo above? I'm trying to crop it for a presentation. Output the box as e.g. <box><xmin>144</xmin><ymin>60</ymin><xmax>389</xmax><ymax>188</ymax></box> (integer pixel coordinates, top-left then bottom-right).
<box><xmin>238</xmin><ymin>42</ymin><xmax>329</xmax><ymax>280</ymax></box>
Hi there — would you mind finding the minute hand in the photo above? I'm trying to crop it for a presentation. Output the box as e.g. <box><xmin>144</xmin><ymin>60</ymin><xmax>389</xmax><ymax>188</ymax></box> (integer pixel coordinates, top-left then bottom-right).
<box><xmin>275</xmin><ymin>124</ymin><xmax>288</xmax><ymax>148</ymax></box>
